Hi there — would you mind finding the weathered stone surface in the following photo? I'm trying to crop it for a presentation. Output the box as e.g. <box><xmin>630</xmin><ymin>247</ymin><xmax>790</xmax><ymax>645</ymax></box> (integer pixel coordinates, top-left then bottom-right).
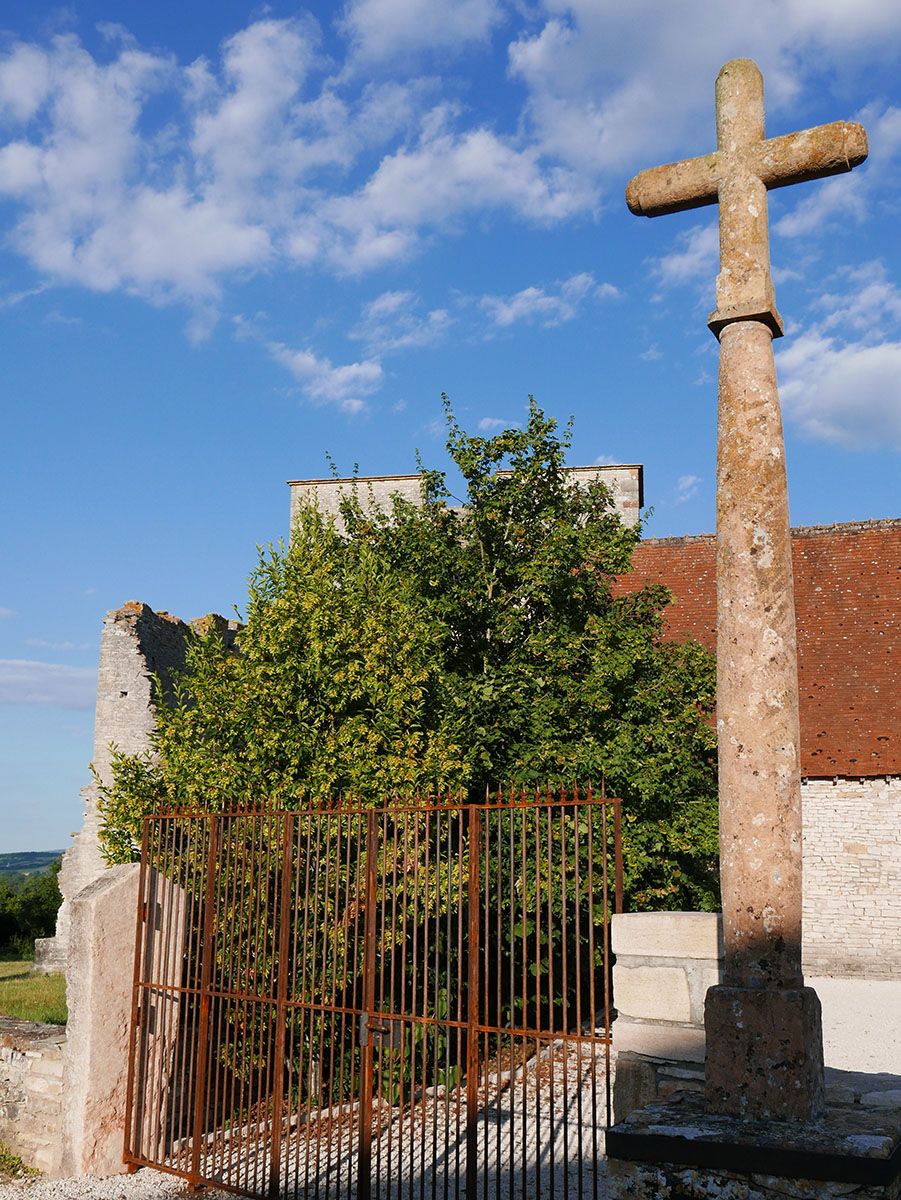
<box><xmin>612</xmin><ymin>912</ymin><xmax>723</xmax><ymax>960</ymax></box>
<box><xmin>607</xmin><ymin>1090</ymin><xmax>901</xmax><ymax>1200</ymax></box>
<box><xmin>705</xmin><ymin>985</ymin><xmax>825</xmax><ymax>1120</ymax></box>
<box><xmin>62</xmin><ymin>864</ymin><xmax>141</xmax><ymax>1176</ymax></box>
<box><xmin>0</xmin><ymin>1016</ymin><xmax>66</xmax><ymax>1174</ymax></box>
<box><xmin>616</xmin><ymin>966</ymin><xmax>692</xmax><ymax>1024</ymax></box>
<box><xmin>627</xmin><ymin>55</ymin><xmax>868</xmax><ymax>1121</ymax></box>
<box><xmin>41</xmin><ymin>603</ymin><xmax>238</xmax><ymax>977</ymax></box>
<box><xmin>613</xmin><ymin>1020</ymin><xmax>706</xmax><ymax>1063</ymax></box>
<box><xmin>289</xmin><ymin>464</ymin><xmax>644</xmax><ymax>533</ymax></box>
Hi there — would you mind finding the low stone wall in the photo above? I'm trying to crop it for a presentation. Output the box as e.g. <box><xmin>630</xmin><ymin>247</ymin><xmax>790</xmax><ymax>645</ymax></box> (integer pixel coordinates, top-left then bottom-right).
<box><xmin>0</xmin><ymin>1016</ymin><xmax>66</xmax><ymax>1174</ymax></box>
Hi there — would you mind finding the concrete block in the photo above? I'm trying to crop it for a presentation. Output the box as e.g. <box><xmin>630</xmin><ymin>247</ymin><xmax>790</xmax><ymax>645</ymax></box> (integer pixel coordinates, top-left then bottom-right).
<box><xmin>613</xmin><ymin>966</ymin><xmax>692</xmax><ymax>1023</ymax></box>
<box><xmin>611</xmin><ymin>911</ymin><xmax>723</xmax><ymax>960</ymax></box>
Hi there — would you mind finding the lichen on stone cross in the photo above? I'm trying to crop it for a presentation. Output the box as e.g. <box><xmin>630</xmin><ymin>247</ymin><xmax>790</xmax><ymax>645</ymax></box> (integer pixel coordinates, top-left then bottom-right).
<box><xmin>627</xmin><ymin>57</ymin><xmax>867</xmax><ymax>339</ymax></box>
<box><xmin>626</xmin><ymin>58</ymin><xmax>868</xmax><ymax>1122</ymax></box>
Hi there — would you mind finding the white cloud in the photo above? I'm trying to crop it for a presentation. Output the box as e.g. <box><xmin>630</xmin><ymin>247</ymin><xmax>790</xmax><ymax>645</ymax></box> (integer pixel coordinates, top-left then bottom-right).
<box><xmin>341</xmin><ymin>0</ymin><xmax>504</xmax><ymax>63</ymax></box>
<box><xmin>774</xmin><ymin>174</ymin><xmax>867</xmax><ymax>238</ymax></box>
<box><xmin>0</xmin><ymin>659</ymin><xmax>97</xmax><ymax>709</ymax></box>
<box><xmin>478</xmin><ymin>417</ymin><xmax>509</xmax><ymax>431</ymax></box>
<box><xmin>651</xmin><ymin>223</ymin><xmax>718</xmax><ymax>289</ymax></box>
<box><xmin>323</xmin><ymin>123</ymin><xmax>592</xmax><ymax>273</ymax></box>
<box><xmin>640</xmin><ymin>344</ymin><xmax>662</xmax><ymax>361</ymax></box>
<box><xmin>815</xmin><ymin>261</ymin><xmax>901</xmax><ymax>334</ymax></box>
<box><xmin>594</xmin><ymin>454</ymin><xmax>618</xmax><ymax>465</ymax></box>
<box><xmin>0</xmin><ymin>607</ymin><xmax>15</xmax><ymax>619</ymax></box>
<box><xmin>266</xmin><ymin>341</ymin><xmax>383</xmax><ymax>412</ymax></box>
<box><xmin>508</xmin><ymin>1</ymin><xmax>901</xmax><ymax>183</ymax></box>
<box><xmin>480</xmin><ymin>271</ymin><xmax>616</xmax><ymax>328</ymax></box>
<box><xmin>779</xmin><ymin>333</ymin><xmax>901</xmax><ymax>450</ymax></box>
<box><xmin>675</xmin><ymin>473</ymin><xmax>701</xmax><ymax>503</ymax></box>
<box><xmin>776</xmin><ymin>255</ymin><xmax>901</xmax><ymax>450</ymax></box>
<box><xmin>351</xmin><ymin>290</ymin><xmax>452</xmax><ymax>352</ymax></box>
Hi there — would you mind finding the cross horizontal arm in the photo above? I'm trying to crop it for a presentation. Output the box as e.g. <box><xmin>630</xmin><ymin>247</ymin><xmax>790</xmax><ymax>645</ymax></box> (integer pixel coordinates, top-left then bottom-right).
<box><xmin>626</xmin><ymin>120</ymin><xmax>867</xmax><ymax>218</ymax></box>
<box><xmin>626</xmin><ymin>153</ymin><xmax>718</xmax><ymax>217</ymax></box>
<box><xmin>749</xmin><ymin>121</ymin><xmax>867</xmax><ymax>194</ymax></box>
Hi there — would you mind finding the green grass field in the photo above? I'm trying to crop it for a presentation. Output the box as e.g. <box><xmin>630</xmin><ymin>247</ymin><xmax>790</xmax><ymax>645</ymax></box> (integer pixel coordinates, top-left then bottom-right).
<box><xmin>0</xmin><ymin>962</ymin><xmax>67</xmax><ymax>1025</ymax></box>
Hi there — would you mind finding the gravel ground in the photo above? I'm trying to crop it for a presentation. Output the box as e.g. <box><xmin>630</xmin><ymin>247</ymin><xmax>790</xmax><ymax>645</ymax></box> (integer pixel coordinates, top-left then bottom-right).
<box><xmin>0</xmin><ymin>1168</ymin><xmax>228</xmax><ymax>1200</ymax></box>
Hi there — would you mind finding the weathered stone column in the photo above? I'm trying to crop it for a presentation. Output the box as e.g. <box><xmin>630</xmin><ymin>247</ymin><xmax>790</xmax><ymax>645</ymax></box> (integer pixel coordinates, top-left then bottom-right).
<box><xmin>626</xmin><ymin>56</ymin><xmax>867</xmax><ymax>1123</ymax></box>
<box><xmin>703</xmin><ymin>317</ymin><xmax>825</xmax><ymax>1119</ymax></box>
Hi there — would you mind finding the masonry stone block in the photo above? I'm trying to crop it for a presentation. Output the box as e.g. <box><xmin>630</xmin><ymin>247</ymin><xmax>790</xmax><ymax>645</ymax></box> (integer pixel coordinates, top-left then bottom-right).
<box><xmin>62</xmin><ymin>864</ymin><xmax>141</xmax><ymax>1177</ymax></box>
<box><xmin>614</xmin><ymin>966</ymin><xmax>692</xmax><ymax>1023</ymax></box>
<box><xmin>611</xmin><ymin>911</ymin><xmax>723</xmax><ymax>960</ymax></box>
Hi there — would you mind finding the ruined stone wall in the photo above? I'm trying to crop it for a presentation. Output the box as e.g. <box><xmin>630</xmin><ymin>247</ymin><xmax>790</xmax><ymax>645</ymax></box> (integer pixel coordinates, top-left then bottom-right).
<box><xmin>802</xmin><ymin>775</ymin><xmax>901</xmax><ymax>979</ymax></box>
<box><xmin>35</xmin><ymin>603</ymin><xmax>238</xmax><ymax>976</ymax></box>
<box><xmin>0</xmin><ymin>1017</ymin><xmax>66</xmax><ymax>1174</ymax></box>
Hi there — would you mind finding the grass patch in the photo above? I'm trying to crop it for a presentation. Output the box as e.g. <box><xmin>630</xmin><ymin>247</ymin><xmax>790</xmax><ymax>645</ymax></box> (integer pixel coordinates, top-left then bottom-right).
<box><xmin>0</xmin><ymin>1140</ymin><xmax>38</xmax><ymax>1179</ymax></box>
<box><xmin>0</xmin><ymin>961</ymin><xmax>66</xmax><ymax>1025</ymax></box>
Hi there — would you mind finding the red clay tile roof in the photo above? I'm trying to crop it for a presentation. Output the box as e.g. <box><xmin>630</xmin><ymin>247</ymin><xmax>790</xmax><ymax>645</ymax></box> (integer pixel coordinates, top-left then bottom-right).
<box><xmin>614</xmin><ymin>520</ymin><xmax>900</xmax><ymax>778</ymax></box>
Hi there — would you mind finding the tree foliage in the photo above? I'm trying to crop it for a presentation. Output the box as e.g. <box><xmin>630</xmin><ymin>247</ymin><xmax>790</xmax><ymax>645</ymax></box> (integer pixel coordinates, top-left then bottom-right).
<box><xmin>0</xmin><ymin>861</ymin><xmax>62</xmax><ymax>959</ymax></box>
<box><xmin>99</xmin><ymin>401</ymin><xmax>719</xmax><ymax>910</ymax></box>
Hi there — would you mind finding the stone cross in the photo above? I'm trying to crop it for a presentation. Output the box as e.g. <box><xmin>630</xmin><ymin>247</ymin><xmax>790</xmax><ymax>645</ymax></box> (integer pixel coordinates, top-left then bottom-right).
<box><xmin>627</xmin><ymin>59</ymin><xmax>867</xmax><ymax>1121</ymax></box>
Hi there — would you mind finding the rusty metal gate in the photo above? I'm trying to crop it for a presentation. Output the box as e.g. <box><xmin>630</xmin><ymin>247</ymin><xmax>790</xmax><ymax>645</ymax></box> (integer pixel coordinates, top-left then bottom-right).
<box><xmin>124</xmin><ymin>790</ymin><xmax>622</xmax><ymax>1198</ymax></box>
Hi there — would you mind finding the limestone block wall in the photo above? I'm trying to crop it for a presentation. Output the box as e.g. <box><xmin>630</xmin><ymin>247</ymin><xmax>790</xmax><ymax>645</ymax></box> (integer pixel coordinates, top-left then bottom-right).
<box><xmin>610</xmin><ymin>913</ymin><xmax>721</xmax><ymax>1119</ymax></box>
<box><xmin>288</xmin><ymin>464</ymin><xmax>644</xmax><ymax>533</ymax></box>
<box><xmin>0</xmin><ymin>1017</ymin><xmax>66</xmax><ymax>1174</ymax></box>
<box><xmin>802</xmin><ymin>776</ymin><xmax>901</xmax><ymax>979</ymax></box>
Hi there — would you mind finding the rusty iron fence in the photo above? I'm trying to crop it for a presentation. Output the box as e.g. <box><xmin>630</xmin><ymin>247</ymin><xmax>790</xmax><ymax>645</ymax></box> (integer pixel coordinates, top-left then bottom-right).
<box><xmin>124</xmin><ymin>790</ymin><xmax>623</xmax><ymax>1198</ymax></box>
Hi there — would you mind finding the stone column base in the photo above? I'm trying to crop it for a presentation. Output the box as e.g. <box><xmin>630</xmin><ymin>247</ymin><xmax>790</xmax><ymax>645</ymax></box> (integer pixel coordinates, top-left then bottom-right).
<box><xmin>705</xmin><ymin>984</ymin><xmax>825</xmax><ymax>1119</ymax></box>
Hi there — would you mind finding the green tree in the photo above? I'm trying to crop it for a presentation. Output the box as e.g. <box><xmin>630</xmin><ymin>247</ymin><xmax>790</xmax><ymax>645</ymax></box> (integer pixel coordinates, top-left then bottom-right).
<box><xmin>99</xmin><ymin>401</ymin><xmax>718</xmax><ymax>910</ymax></box>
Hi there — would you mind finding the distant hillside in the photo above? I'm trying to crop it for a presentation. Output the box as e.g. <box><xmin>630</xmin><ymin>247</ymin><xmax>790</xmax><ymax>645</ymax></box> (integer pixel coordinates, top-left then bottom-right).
<box><xmin>0</xmin><ymin>851</ymin><xmax>64</xmax><ymax>883</ymax></box>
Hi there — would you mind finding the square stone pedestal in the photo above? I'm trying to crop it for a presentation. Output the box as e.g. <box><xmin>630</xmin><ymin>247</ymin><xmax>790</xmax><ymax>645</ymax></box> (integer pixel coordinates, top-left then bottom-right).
<box><xmin>606</xmin><ymin>1090</ymin><xmax>900</xmax><ymax>1200</ymax></box>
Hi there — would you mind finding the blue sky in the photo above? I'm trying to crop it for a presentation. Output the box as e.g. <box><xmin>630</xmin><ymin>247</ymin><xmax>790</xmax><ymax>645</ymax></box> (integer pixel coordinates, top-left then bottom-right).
<box><xmin>1</xmin><ymin>1</ymin><xmax>899</xmax><ymax>854</ymax></box>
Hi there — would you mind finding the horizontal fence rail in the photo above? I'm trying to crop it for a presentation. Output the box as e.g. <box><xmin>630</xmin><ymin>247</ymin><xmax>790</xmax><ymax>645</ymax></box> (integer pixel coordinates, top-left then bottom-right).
<box><xmin>125</xmin><ymin>790</ymin><xmax>623</xmax><ymax>1198</ymax></box>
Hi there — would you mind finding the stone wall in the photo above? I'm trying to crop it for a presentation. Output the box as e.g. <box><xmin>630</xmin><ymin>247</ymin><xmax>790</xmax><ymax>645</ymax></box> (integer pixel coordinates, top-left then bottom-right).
<box><xmin>35</xmin><ymin>603</ymin><xmax>238</xmax><ymax>976</ymax></box>
<box><xmin>288</xmin><ymin>463</ymin><xmax>644</xmax><ymax>532</ymax></box>
<box><xmin>802</xmin><ymin>776</ymin><xmax>901</xmax><ymax>979</ymax></box>
<box><xmin>0</xmin><ymin>1017</ymin><xmax>66</xmax><ymax>1174</ymax></box>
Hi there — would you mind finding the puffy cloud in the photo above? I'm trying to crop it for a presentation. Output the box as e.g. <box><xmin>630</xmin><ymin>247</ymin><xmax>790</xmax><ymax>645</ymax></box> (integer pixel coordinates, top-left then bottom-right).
<box><xmin>779</xmin><ymin>334</ymin><xmax>901</xmax><ymax>450</ymax></box>
<box><xmin>340</xmin><ymin>0</ymin><xmax>504</xmax><ymax>64</ymax></box>
<box><xmin>0</xmin><ymin>607</ymin><xmax>15</xmax><ymax>619</ymax></box>
<box><xmin>266</xmin><ymin>341</ymin><xmax>384</xmax><ymax>412</ymax></box>
<box><xmin>509</xmin><ymin>0</ymin><xmax>901</xmax><ymax>182</ymax></box>
<box><xmin>480</xmin><ymin>272</ymin><xmax>617</xmax><ymax>328</ymax></box>
<box><xmin>0</xmin><ymin>659</ymin><xmax>97</xmax><ymax>709</ymax></box>
<box><xmin>351</xmin><ymin>290</ymin><xmax>451</xmax><ymax>352</ymax></box>
<box><xmin>650</xmin><ymin>222</ymin><xmax>718</xmax><ymax>289</ymax></box>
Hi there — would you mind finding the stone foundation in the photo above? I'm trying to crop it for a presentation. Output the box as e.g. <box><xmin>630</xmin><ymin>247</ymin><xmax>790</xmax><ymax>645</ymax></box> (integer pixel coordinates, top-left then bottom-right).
<box><xmin>0</xmin><ymin>1016</ymin><xmax>66</xmax><ymax>1174</ymax></box>
<box><xmin>607</xmin><ymin>1090</ymin><xmax>901</xmax><ymax>1199</ymax></box>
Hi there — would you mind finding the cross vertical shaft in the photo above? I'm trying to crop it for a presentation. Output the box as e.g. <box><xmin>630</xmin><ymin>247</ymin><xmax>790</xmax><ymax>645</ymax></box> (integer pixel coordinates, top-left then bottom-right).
<box><xmin>627</xmin><ymin>58</ymin><xmax>868</xmax><ymax>1121</ymax></box>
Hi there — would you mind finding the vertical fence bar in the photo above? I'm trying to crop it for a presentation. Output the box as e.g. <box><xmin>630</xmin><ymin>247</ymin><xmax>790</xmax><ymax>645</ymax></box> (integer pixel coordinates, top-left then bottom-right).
<box><xmin>465</xmin><ymin>806</ymin><xmax>481</xmax><ymax>1200</ymax></box>
<box><xmin>358</xmin><ymin>809</ymin><xmax>378</xmax><ymax>1200</ymax></box>
<box><xmin>189</xmin><ymin>815</ymin><xmax>221</xmax><ymax>1189</ymax></box>
<box><xmin>267</xmin><ymin>814</ymin><xmax>295</xmax><ymax>1197</ymax></box>
<box><xmin>613</xmin><ymin>799</ymin><xmax>624</xmax><ymax>914</ymax></box>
